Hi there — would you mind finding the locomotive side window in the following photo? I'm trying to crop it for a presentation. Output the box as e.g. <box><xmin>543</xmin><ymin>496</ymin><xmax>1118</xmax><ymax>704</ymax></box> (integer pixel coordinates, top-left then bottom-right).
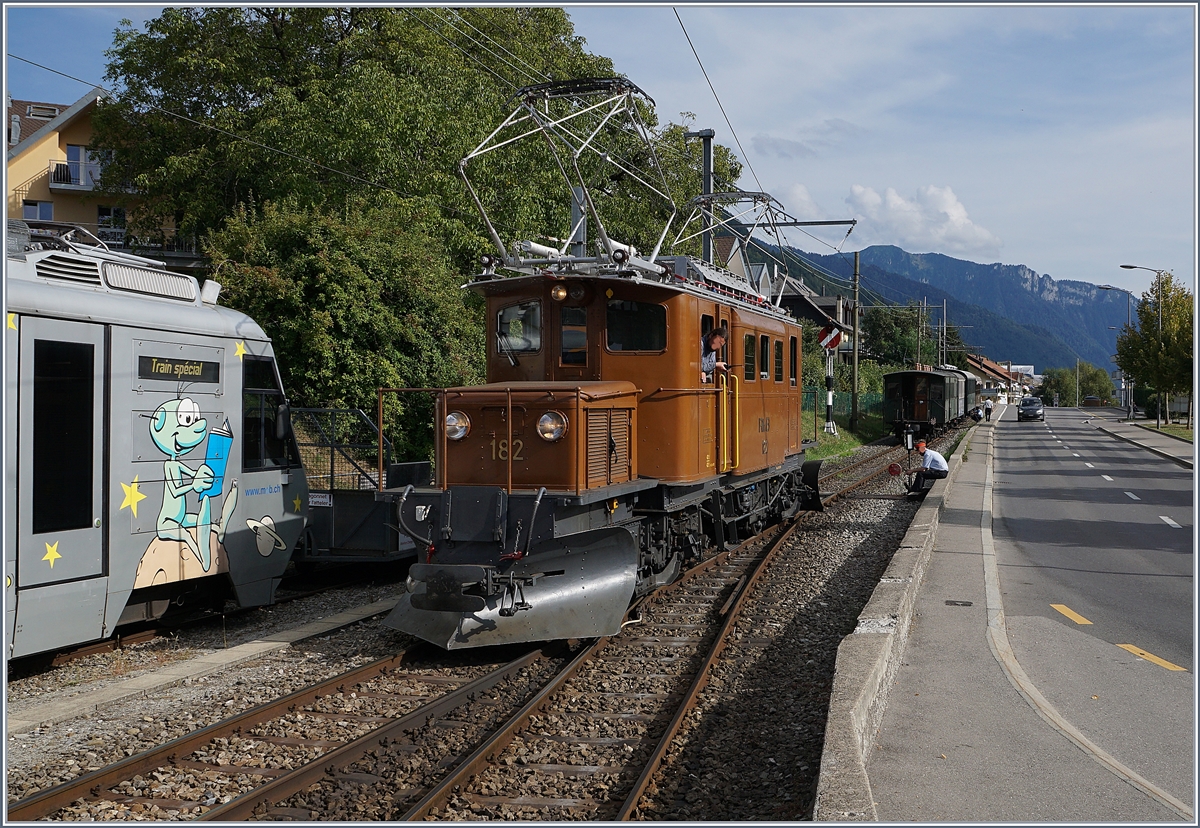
<box><xmin>560</xmin><ymin>306</ymin><xmax>587</xmax><ymax>365</ymax></box>
<box><xmin>759</xmin><ymin>335</ymin><xmax>770</xmax><ymax>380</ymax></box>
<box><xmin>32</xmin><ymin>340</ymin><xmax>93</xmax><ymax>534</ymax></box>
<box><xmin>497</xmin><ymin>301</ymin><xmax>542</xmax><ymax>353</ymax></box>
<box><xmin>743</xmin><ymin>334</ymin><xmax>756</xmax><ymax>381</ymax></box>
<box><xmin>774</xmin><ymin>340</ymin><xmax>784</xmax><ymax>382</ymax></box>
<box><xmin>605</xmin><ymin>300</ymin><xmax>665</xmax><ymax>352</ymax></box>
<box><xmin>789</xmin><ymin>336</ymin><xmax>798</xmax><ymax>386</ymax></box>
<box><xmin>243</xmin><ymin>355</ymin><xmax>298</xmax><ymax>469</ymax></box>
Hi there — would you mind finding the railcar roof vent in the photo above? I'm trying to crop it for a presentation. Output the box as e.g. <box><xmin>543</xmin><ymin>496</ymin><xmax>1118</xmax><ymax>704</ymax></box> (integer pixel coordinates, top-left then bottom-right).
<box><xmin>104</xmin><ymin>262</ymin><xmax>199</xmax><ymax>302</ymax></box>
<box><xmin>35</xmin><ymin>253</ymin><xmax>102</xmax><ymax>284</ymax></box>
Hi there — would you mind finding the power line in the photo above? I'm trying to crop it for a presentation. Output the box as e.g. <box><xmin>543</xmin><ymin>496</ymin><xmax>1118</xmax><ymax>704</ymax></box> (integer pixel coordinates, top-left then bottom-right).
<box><xmin>673</xmin><ymin>9</ymin><xmax>764</xmax><ymax>194</ymax></box>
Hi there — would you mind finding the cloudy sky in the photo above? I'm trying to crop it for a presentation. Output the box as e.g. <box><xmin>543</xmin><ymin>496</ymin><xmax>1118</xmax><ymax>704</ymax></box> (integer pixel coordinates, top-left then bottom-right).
<box><xmin>5</xmin><ymin>4</ymin><xmax>1195</xmax><ymax>295</ymax></box>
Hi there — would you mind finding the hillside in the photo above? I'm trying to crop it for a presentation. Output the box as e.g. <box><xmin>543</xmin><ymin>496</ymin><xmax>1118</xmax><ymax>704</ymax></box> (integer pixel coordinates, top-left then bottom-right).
<box><xmin>789</xmin><ymin>246</ymin><xmax>1131</xmax><ymax>371</ymax></box>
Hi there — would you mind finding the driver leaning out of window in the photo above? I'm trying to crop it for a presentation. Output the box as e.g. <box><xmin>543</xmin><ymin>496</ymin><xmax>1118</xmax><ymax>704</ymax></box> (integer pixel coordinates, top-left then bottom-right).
<box><xmin>701</xmin><ymin>326</ymin><xmax>728</xmax><ymax>384</ymax></box>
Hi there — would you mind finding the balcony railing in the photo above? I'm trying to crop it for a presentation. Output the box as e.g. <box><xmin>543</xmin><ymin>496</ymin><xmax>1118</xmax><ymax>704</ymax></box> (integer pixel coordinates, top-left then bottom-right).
<box><xmin>47</xmin><ymin>159</ymin><xmax>105</xmax><ymax>190</ymax></box>
<box><xmin>60</xmin><ymin>221</ymin><xmax>200</xmax><ymax>258</ymax></box>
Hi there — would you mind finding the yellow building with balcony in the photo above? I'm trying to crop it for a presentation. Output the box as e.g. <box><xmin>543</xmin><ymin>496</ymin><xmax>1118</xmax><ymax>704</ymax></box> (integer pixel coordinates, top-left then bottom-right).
<box><xmin>7</xmin><ymin>88</ymin><xmax>200</xmax><ymax>271</ymax></box>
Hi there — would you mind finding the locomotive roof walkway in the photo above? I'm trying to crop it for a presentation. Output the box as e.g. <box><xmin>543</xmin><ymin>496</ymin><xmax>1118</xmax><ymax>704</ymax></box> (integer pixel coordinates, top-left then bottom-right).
<box><xmin>815</xmin><ymin>406</ymin><xmax>1194</xmax><ymax>821</ymax></box>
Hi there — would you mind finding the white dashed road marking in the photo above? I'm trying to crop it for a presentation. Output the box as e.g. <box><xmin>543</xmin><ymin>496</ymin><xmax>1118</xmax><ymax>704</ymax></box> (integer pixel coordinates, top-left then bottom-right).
<box><xmin>1125</xmin><ymin>492</ymin><xmax>1140</xmax><ymax>500</ymax></box>
<box><xmin>1160</xmin><ymin>516</ymin><xmax>1182</xmax><ymax>529</ymax></box>
<box><xmin>1072</xmin><ymin>453</ymin><xmax>1080</xmax><ymax>457</ymax></box>
<box><xmin>1085</xmin><ymin>463</ymin><xmax>1094</xmax><ymax>468</ymax></box>
<box><xmin>1102</xmin><ymin>475</ymin><xmax>1113</xmax><ymax>481</ymax></box>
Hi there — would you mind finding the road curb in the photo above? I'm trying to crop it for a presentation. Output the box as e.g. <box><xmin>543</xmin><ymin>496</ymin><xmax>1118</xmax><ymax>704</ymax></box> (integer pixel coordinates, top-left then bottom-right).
<box><xmin>1093</xmin><ymin>424</ymin><xmax>1193</xmax><ymax>469</ymax></box>
<box><xmin>5</xmin><ymin>596</ymin><xmax>400</xmax><ymax>737</ymax></box>
<box><xmin>812</xmin><ymin>426</ymin><xmax>977</xmax><ymax>821</ymax></box>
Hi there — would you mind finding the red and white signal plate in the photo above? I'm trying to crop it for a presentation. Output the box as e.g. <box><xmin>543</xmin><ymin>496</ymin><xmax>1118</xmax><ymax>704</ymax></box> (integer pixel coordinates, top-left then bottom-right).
<box><xmin>818</xmin><ymin>325</ymin><xmax>842</xmax><ymax>350</ymax></box>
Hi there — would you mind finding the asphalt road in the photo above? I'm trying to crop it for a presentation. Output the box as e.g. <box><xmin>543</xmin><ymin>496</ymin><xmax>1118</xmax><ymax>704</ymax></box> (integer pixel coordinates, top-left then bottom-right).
<box><xmin>991</xmin><ymin>405</ymin><xmax>1194</xmax><ymax>805</ymax></box>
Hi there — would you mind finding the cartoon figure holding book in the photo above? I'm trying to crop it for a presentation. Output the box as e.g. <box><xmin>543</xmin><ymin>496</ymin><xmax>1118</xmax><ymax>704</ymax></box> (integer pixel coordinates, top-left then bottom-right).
<box><xmin>148</xmin><ymin>397</ymin><xmax>238</xmax><ymax>571</ymax></box>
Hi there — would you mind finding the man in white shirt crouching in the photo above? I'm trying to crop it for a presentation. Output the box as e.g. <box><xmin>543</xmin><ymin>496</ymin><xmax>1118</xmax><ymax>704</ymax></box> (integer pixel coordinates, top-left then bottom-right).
<box><xmin>908</xmin><ymin>439</ymin><xmax>949</xmax><ymax>495</ymax></box>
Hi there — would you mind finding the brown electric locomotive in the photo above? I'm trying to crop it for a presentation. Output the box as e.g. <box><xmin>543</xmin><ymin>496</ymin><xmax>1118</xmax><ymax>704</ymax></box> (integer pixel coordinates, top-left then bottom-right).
<box><xmin>376</xmin><ymin>79</ymin><xmax>822</xmax><ymax>649</ymax></box>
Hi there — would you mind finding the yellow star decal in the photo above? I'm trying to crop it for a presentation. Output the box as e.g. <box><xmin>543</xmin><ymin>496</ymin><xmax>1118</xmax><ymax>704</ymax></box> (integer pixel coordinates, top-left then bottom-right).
<box><xmin>292</xmin><ymin>494</ymin><xmax>303</xmax><ymax>513</ymax></box>
<box><xmin>234</xmin><ymin>341</ymin><xmax>247</xmax><ymax>360</ymax></box>
<box><xmin>42</xmin><ymin>541</ymin><xmax>61</xmax><ymax>569</ymax></box>
<box><xmin>120</xmin><ymin>476</ymin><xmax>148</xmax><ymax>518</ymax></box>
<box><xmin>7</xmin><ymin>313</ymin><xmax>16</xmax><ymax>330</ymax></box>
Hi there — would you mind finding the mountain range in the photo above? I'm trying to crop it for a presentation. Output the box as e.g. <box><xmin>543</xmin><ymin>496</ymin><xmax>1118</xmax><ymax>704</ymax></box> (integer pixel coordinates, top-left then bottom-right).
<box><xmin>786</xmin><ymin>245</ymin><xmax>1133</xmax><ymax>373</ymax></box>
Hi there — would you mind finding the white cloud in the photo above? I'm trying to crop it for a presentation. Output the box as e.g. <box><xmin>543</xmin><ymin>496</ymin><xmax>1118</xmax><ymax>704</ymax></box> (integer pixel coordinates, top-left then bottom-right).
<box><xmin>845</xmin><ymin>185</ymin><xmax>1003</xmax><ymax>257</ymax></box>
<box><xmin>783</xmin><ymin>184</ymin><xmax>825</xmax><ymax>221</ymax></box>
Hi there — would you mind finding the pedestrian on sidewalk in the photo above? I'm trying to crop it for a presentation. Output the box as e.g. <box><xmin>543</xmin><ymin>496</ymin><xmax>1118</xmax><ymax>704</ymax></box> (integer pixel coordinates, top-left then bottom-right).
<box><xmin>984</xmin><ymin>398</ymin><xmax>994</xmax><ymax>421</ymax></box>
<box><xmin>907</xmin><ymin>440</ymin><xmax>949</xmax><ymax>494</ymax></box>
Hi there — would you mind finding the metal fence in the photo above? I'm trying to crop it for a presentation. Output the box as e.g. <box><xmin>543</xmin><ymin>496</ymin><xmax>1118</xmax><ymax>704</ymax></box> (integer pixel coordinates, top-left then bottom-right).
<box><xmin>292</xmin><ymin>408</ymin><xmax>391</xmax><ymax>491</ymax></box>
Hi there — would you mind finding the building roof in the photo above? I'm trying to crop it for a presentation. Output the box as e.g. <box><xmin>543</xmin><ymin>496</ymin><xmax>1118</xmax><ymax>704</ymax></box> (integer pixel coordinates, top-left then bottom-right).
<box><xmin>7</xmin><ymin>87</ymin><xmax>104</xmax><ymax>161</ymax></box>
<box><xmin>964</xmin><ymin>353</ymin><xmax>1022</xmax><ymax>383</ymax></box>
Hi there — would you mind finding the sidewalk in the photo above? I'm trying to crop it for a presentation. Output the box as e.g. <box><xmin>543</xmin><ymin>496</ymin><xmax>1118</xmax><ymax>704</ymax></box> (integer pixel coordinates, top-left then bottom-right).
<box><xmin>834</xmin><ymin>423</ymin><xmax>1190</xmax><ymax>821</ymax></box>
<box><xmin>1082</xmin><ymin>408</ymin><xmax>1194</xmax><ymax>469</ymax></box>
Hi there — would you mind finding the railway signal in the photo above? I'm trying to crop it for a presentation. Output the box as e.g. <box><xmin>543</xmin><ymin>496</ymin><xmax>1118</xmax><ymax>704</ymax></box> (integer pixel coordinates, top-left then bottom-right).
<box><xmin>821</xmin><ymin>325</ymin><xmax>839</xmax><ymax>435</ymax></box>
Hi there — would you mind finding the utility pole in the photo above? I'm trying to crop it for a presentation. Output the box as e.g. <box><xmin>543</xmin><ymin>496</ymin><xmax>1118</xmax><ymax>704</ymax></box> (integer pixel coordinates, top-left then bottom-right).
<box><xmin>942</xmin><ymin>299</ymin><xmax>947</xmax><ymax>365</ymax></box>
<box><xmin>683</xmin><ymin>128</ymin><xmax>715</xmax><ymax>263</ymax></box>
<box><xmin>850</xmin><ymin>251</ymin><xmax>860</xmax><ymax>431</ymax></box>
<box><xmin>916</xmin><ymin>300</ymin><xmax>923</xmax><ymax>369</ymax></box>
<box><xmin>1076</xmin><ymin>358</ymin><xmax>1080</xmax><ymax>408</ymax></box>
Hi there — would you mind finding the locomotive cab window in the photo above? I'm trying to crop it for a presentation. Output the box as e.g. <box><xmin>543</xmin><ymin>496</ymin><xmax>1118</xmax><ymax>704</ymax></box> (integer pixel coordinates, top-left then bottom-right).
<box><xmin>606</xmin><ymin>300</ymin><xmax>665</xmax><ymax>352</ymax></box>
<box><xmin>743</xmin><ymin>334</ymin><xmax>756</xmax><ymax>381</ymax></box>
<box><xmin>789</xmin><ymin>336</ymin><xmax>798</xmax><ymax>386</ymax></box>
<box><xmin>497</xmin><ymin>301</ymin><xmax>542</xmax><ymax>354</ymax></box>
<box><xmin>243</xmin><ymin>355</ymin><xmax>298</xmax><ymax>470</ymax></box>
<box><xmin>560</xmin><ymin>305</ymin><xmax>587</xmax><ymax>365</ymax></box>
<box><xmin>774</xmin><ymin>340</ymin><xmax>784</xmax><ymax>382</ymax></box>
<box><xmin>759</xmin><ymin>335</ymin><xmax>770</xmax><ymax>380</ymax></box>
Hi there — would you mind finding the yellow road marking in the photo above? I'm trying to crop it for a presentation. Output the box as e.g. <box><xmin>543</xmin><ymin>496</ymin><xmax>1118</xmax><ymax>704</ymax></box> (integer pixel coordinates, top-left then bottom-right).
<box><xmin>1118</xmin><ymin>644</ymin><xmax>1187</xmax><ymax>672</ymax></box>
<box><xmin>1051</xmin><ymin>604</ymin><xmax>1093</xmax><ymax>625</ymax></box>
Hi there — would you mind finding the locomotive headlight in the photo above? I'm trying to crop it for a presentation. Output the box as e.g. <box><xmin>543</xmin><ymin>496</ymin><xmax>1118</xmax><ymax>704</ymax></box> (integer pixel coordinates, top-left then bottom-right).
<box><xmin>445</xmin><ymin>411</ymin><xmax>471</xmax><ymax>440</ymax></box>
<box><xmin>537</xmin><ymin>411</ymin><xmax>568</xmax><ymax>442</ymax></box>
<box><xmin>550</xmin><ymin>284</ymin><xmax>568</xmax><ymax>301</ymax></box>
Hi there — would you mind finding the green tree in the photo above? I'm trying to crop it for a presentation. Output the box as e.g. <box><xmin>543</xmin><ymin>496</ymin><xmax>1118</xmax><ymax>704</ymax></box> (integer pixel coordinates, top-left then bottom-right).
<box><xmin>92</xmin><ymin>9</ymin><xmax>621</xmax><ymax>260</ymax></box>
<box><xmin>1114</xmin><ymin>272</ymin><xmax>1193</xmax><ymax>420</ymax></box>
<box><xmin>860</xmin><ymin>303</ymin><xmax>967</xmax><ymax>368</ymax></box>
<box><xmin>1037</xmin><ymin>363</ymin><xmax>1114</xmax><ymax>406</ymax></box>
<box><xmin>204</xmin><ymin>198</ymin><xmax>485</xmax><ymax>457</ymax></box>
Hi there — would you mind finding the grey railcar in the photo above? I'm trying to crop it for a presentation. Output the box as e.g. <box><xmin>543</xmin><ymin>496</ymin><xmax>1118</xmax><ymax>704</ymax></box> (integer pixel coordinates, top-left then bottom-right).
<box><xmin>5</xmin><ymin>221</ymin><xmax>308</xmax><ymax>659</ymax></box>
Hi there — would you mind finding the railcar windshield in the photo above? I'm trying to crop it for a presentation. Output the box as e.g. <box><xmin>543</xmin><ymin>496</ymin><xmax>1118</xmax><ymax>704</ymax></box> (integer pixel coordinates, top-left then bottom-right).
<box><xmin>497</xmin><ymin>301</ymin><xmax>542</xmax><ymax>353</ymax></box>
<box><xmin>243</xmin><ymin>355</ymin><xmax>299</xmax><ymax>469</ymax></box>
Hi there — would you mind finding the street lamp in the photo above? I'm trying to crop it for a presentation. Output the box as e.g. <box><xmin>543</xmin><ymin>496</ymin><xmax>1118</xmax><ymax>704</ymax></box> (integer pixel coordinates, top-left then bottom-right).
<box><xmin>1119</xmin><ymin>264</ymin><xmax>1170</xmax><ymax>429</ymax></box>
<box><xmin>1098</xmin><ymin>283</ymin><xmax>1136</xmax><ymax>420</ymax></box>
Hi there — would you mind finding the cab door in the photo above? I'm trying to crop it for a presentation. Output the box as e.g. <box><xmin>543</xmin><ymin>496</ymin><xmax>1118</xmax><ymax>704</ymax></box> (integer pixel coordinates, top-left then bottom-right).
<box><xmin>12</xmin><ymin>317</ymin><xmax>108</xmax><ymax>655</ymax></box>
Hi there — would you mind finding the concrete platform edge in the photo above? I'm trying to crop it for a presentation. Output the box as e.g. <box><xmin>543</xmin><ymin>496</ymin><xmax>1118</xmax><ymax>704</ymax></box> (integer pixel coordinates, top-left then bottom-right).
<box><xmin>1095</xmin><ymin>424</ymin><xmax>1194</xmax><ymax>469</ymax></box>
<box><xmin>812</xmin><ymin>428</ymin><xmax>975</xmax><ymax>821</ymax></box>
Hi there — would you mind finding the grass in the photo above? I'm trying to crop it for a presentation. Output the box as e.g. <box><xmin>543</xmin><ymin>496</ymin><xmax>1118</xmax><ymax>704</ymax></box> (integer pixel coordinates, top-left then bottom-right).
<box><xmin>801</xmin><ymin>412</ymin><xmax>890</xmax><ymax>461</ymax></box>
<box><xmin>1135</xmin><ymin>422</ymin><xmax>1193</xmax><ymax>442</ymax></box>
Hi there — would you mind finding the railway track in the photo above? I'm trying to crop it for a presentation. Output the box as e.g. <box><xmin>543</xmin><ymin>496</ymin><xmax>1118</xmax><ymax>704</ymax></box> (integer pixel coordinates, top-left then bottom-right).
<box><xmin>7</xmin><ymin>433</ymin><xmax>960</xmax><ymax>821</ymax></box>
